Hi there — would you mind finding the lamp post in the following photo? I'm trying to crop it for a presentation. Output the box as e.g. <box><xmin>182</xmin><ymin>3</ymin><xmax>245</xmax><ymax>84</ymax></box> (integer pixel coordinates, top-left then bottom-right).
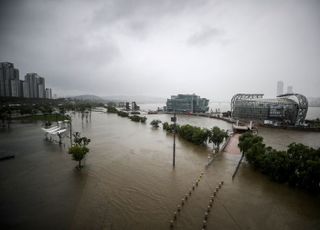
<box><xmin>66</xmin><ymin>115</ymin><xmax>73</xmax><ymax>146</ymax></box>
<box><xmin>171</xmin><ymin>113</ymin><xmax>177</xmax><ymax>167</ymax></box>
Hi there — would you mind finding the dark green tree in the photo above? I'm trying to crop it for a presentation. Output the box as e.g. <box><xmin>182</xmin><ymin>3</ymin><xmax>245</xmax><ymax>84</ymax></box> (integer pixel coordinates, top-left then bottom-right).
<box><xmin>150</xmin><ymin>119</ymin><xmax>162</xmax><ymax>128</ymax></box>
<box><xmin>68</xmin><ymin>132</ymin><xmax>91</xmax><ymax>169</ymax></box>
<box><xmin>208</xmin><ymin>126</ymin><xmax>228</xmax><ymax>152</ymax></box>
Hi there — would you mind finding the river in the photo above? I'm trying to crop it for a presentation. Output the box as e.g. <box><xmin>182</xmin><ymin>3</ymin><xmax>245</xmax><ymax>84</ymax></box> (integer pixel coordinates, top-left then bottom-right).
<box><xmin>0</xmin><ymin>112</ymin><xmax>319</xmax><ymax>229</ymax></box>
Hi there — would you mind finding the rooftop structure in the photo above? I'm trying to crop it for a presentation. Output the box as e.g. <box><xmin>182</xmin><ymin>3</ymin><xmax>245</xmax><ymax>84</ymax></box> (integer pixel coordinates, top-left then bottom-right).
<box><xmin>231</xmin><ymin>93</ymin><xmax>308</xmax><ymax>126</ymax></box>
<box><xmin>166</xmin><ymin>94</ymin><xmax>209</xmax><ymax>113</ymax></box>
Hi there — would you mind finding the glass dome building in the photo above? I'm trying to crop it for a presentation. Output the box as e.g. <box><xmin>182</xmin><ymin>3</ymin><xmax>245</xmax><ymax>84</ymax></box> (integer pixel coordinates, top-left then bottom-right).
<box><xmin>231</xmin><ymin>93</ymin><xmax>308</xmax><ymax>126</ymax></box>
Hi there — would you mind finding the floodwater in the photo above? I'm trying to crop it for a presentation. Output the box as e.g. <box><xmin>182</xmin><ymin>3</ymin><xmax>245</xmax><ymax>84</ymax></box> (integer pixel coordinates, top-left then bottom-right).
<box><xmin>0</xmin><ymin>112</ymin><xmax>319</xmax><ymax>230</ymax></box>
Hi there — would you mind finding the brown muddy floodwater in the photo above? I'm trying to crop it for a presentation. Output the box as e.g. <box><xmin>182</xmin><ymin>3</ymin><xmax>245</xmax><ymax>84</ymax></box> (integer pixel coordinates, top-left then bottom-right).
<box><xmin>0</xmin><ymin>112</ymin><xmax>319</xmax><ymax>230</ymax></box>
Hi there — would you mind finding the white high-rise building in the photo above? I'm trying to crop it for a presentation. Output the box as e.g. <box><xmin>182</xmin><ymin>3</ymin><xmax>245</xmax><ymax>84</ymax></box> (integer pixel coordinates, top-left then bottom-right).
<box><xmin>277</xmin><ymin>81</ymin><xmax>284</xmax><ymax>96</ymax></box>
<box><xmin>287</xmin><ymin>86</ymin><xmax>293</xmax><ymax>94</ymax></box>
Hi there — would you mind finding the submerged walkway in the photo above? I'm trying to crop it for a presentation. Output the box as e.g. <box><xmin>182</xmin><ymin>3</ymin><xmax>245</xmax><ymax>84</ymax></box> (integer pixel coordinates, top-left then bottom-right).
<box><xmin>169</xmin><ymin>134</ymin><xmax>243</xmax><ymax>229</ymax></box>
<box><xmin>223</xmin><ymin>134</ymin><xmax>241</xmax><ymax>155</ymax></box>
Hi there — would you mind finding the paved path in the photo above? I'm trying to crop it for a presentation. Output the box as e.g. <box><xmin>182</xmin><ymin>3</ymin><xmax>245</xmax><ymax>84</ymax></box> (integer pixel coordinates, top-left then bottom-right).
<box><xmin>223</xmin><ymin>134</ymin><xmax>241</xmax><ymax>154</ymax></box>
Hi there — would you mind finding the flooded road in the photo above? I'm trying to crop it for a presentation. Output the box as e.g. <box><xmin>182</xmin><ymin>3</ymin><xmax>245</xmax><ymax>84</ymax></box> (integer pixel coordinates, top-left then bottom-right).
<box><xmin>0</xmin><ymin>112</ymin><xmax>319</xmax><ymax>230</ymax></box>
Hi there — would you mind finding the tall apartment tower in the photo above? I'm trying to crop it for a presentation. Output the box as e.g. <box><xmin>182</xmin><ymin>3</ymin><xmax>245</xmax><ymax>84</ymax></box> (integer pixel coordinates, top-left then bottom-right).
<box><xmin>11</xmin><ymin>68</ymin><xmax>20</xmax><ymax>97</ymax></box>
<box><xmin>0</xmin><ymin>62</ymin><xmax>20</xmax><ymax>97</ymax></box>
<box><xmin>37</xmin><ymin>77</ymin><xmax>45</xmax><ymax>98</ymax></box>
<box><xmin>45</xmin><ymin>88</ymin><xmax>52</xmax><ymax>99</ymax></box>
<box><xmin>287</xmin><ymin>86</ymin><xmax>293</xmax><ymax>94</ymax></box>
<box><xmin>24</xmin><ymin>73</ymin><xmax>45</xmax><ymax>98</ymax></box>
<box><xmin>276</xmin><ymin>81</ymin><xmax>284</xmax><ymax>96</ymax></box>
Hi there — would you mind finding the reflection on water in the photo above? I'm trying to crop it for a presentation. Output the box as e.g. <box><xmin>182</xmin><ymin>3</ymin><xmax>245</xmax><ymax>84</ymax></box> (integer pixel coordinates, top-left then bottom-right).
<box><xmin>0</xmin><ymin>112</ymin><xmax>319</xmax><ymax>230</ymax></box>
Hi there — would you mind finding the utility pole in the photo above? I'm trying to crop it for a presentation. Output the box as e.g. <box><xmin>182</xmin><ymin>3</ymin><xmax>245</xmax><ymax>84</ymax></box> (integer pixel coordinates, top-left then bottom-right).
<box><xmin>171</xmin><ymin>112</ymin><xmax>177</xmax><ymax>167</ymax></box>
<box><xmin>67</xmin><ymin>115</ymin><xmax>73</xmax><ymax>146</ymax></box>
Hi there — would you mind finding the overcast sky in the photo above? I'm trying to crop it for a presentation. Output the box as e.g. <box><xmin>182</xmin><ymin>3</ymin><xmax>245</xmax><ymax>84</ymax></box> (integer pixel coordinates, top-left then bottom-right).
<box><xmin>0</xmin><ymin>0</ymin><xmax>319</xmax><ymax>101</ymax></box>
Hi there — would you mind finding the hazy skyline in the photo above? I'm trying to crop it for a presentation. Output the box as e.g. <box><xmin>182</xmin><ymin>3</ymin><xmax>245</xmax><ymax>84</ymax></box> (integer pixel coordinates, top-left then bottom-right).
<box><xmin>1</xmin><ymin>0</ymin><xmax>320</xmax><ymax>100</ymax></box>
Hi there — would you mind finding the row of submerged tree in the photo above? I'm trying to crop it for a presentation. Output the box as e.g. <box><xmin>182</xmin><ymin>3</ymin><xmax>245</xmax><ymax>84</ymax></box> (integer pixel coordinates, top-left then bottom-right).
<box><xmin>161</xmin><ymin>121</ymin><xmax>228</xmax><ymax>153</ymax></box>
<box><xmin>238</xmin><ymin>132</ymin><xmax>320</xmax><ymax>193</ymax></box>
<box><xmin>107</xmin><ymin>106</ymin><xmax>147</xmax><ymax>123</ymax></box>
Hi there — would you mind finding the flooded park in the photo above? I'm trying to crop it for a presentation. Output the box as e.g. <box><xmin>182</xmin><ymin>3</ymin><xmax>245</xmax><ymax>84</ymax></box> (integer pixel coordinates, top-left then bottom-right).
<box><xmin>1</xmin><ymin>111</ymin><xmax>320</xmax><ymax>230</ymax></box>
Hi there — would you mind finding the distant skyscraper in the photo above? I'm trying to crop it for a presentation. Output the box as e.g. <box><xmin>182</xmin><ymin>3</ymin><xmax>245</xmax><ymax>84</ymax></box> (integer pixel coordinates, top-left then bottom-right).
<box><xmin>0</xmin><ymin>62</ymin><xmax>52</xmax><ymax>99</ymax></box>
<box><xmin>10</xmin><ymin>68</ymin><xmax>20</xmax><ymax>97</ymax></box>
<box><xmin>25</xmin><ymin>73</ymin><xmax>36</xmax><ymax>98</ymax></box>
<box><xmin>45</xmin><ymin>88</ymin><xmax>52</xmax><ymax>99</ymax></box>
<box><xmin>24</xmin><ymin>73</ymin><xmax>45</xmax><ymax>98</ymax></box>
<box><xmin>23</xmin><ymin>81</ymin><xmax>30</xmax><ymax>98</ymax></box>
<box><xmin>277</xmin><ymin>81</ymin><xmax>284</xmax><ymax>96</ymax></box>
<box><xmin>0</xmin><ymin>62</ymin><xmax>15</xmax><ymax>97</ymax></box>
<box><xmin>287</xmin><ymin>86</ymin><xmax>293</xmax><ymax>94</ymax></box>
<box><xmin>37</xmin><ymin>77</ymin><xmax>45</xmax><ymax>98</ymax></box>
<box><xmin>19</xmin><ymin>80</ymin><xmax>24</xmax><ymax>98</ymax></box>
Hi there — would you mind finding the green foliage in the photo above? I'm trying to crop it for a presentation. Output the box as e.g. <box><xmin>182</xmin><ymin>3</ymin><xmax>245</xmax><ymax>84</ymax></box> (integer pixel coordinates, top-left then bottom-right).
<box><xmin>150</xmin><ymin>119</ymin><xmax>162</xmax><ymax>128</ymax></box>
<box><xmin>238</xmin><ymin>132</ymin><xmax>264</xmax><ymax>153</ymax></box>
<box><xmin>129</xmin><ymin>115</ymin><xmax>147</xmax><ymax>123</ymax></box>
<box><xmin>162</xmin><ymin>122</ymin><xmax>177</xmax><ymax>133</ymax></box>
<box><xmin>208</xmin><ymin>126</ymin><xmax>228</xmax><ymax>152</ymax></box>
<box><xmin>107</xmin><ymin>106</ymin><xmax>118</xmax><ymax>113</ymax></box>
<box><xmin>73</xmin><ymin>132</ymin><xmax>91</xmax><ymax>146</ymax></box>
<box><xmin>68</xmin><ymin>145</ymin><xmax>89</xmax><ymax>162</ymax></box>
<box><xmin>68</xmin><ymin>132</ymin><xmax>91</xmax><ymax>169</ymax></box>
<box><xmin>19</xmin><ymin>105</ymin><xmax>34</xmax><ymax>115</ymax></box>
<box><xmin>117</xmin><ymin>110</ymin><xmax>129</xmax><ymax>117</ymax></box>
<box><xmin>176</xmin><ymin>124</ymin><xmax>209</xmax><ymax>145</ymax></box>
<box><xmin>238</xmin><ymin>133</ymin><xmax>320</xmax><ymax>193</ymax></box>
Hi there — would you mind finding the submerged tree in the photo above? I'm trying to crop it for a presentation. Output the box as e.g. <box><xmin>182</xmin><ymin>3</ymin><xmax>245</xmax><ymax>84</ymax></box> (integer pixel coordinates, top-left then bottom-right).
<box><xmin>68</xmin><ymin>132</ymin><xmax>91</xmax><ymax>169</ymax></box>
<box><xmin>208</xmin><ymin>126</ymin><xmax>228</xmax><ymax>153</ymax></box>
<box><xmin>150</xmin><ymin>119</ymin><xmax>162</xmax><ymax>128</ymax></box>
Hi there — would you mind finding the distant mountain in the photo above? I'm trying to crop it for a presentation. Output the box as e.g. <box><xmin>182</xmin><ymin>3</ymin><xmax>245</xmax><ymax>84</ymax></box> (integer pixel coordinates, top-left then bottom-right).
<box><xmin>69</xmin><ymin>95</ymin><xmax>105</xmax><ymax>102</ymax></box>
<box><xmin>102</xmin><ymin>95</ymin><xmax>166</xmax><ymax>104</ymax></box>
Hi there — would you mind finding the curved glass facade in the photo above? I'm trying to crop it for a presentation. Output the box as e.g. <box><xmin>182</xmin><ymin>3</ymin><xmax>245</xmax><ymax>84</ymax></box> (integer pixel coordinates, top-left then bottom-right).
<box><xmin>231</xmin><ymin>94</ymin><xmax>308</xmax><ymax>126</ymax></box>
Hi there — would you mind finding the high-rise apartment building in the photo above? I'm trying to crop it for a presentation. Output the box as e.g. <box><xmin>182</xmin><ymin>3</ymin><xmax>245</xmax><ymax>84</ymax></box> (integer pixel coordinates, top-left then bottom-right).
<box><xmin>0</xmin><ymin>62</ymin><xmax>52</xmax><ymax>99</ymax></box>
<box><xmin>23</xmin><ymin>81</ymin><xmax>29</xmax><ymax>98</ymax></box>
<box><xmin>287</xmin><ymin>86</ymin><xmax>293</xmax><ymax>94</ymax></box>
<box><xmin>0</xmin><ymin>62</ymin><xmax>20</xmax><ymax>97</ymax></box>
<box><xmin>276</xmin><ymin>81</ymin><xmax>284</xmax><ymax>96</ymax></box>
<box><xmin>24</xmin><ymin>73</ymin><xmax>46</xmax><ymax>98</ymax></box>
<box><xmin>37</xmin><ymin>77</ymin><xmax>45</xmax><ymax>98</ymax></box>
<box><xmin>45</xmin><ymin>88</ymin><xmax>52</xmax><ymax>99</ymax></box>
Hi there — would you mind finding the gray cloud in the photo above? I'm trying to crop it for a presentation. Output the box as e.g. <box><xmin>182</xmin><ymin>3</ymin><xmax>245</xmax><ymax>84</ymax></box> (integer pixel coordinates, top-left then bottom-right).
<box><xmin>0</xmin><ymin>0</ymin><xmax>320</xmax><ymax>99</ymax></box>
<box><xmin>187</xmin><ymin>27</ymin><xmax>227</xmax><ymax>46</ymax></box>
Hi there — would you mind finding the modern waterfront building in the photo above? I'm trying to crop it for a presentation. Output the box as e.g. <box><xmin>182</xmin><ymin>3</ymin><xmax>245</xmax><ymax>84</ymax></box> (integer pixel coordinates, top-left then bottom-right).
<box><xmin>231</xmin><ymin>93</ymin><xmax>308</xmax><ymax>126</ymax></box>
<box><xmin>166</xmin><ymin>94</ymin><xmax>209</xmax><ymax>113</ymax></box>
<box><xmin>276</xmin><ymin>81</ymin><xmax>284</xmax><ymax>96</ymax></box>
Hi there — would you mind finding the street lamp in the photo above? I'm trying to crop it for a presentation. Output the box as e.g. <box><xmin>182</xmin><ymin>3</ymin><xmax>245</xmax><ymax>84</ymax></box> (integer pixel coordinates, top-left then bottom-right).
<box><xmin>171</xmin><ymin>113</ymin><xmax>177</xmax><ymax>167</ymax></box>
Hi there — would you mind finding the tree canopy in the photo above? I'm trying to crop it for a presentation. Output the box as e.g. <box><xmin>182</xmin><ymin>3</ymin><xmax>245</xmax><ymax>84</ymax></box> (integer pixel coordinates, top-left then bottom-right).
<box><xmin>68</xmin><ymin>132</ymin><xmax>91</xmax><ymax>169</ymax></box>
<box><xmin>238</xmin><ymin>132</ymin><xmax>320</xmax><ymax>193</ymax></box>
